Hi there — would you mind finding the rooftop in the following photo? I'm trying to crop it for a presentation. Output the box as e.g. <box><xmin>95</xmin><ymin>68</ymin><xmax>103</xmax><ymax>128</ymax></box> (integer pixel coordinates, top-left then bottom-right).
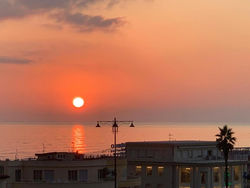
<box><xmin>35</xmin><ymin>152</ymin><xmax>114</xmax><ymax>161</ymax></box>
<box><xmin>126</xmin><ymin>140</ymin><xmax>216</xmax><ymax>146</ymax></box>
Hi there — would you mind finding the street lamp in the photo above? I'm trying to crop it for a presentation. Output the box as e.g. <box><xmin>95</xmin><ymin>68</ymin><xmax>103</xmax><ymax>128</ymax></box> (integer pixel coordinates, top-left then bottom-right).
<box><xmin>96</xmin><ymin>117</ymin><xmax>134</xmax><ymax>188</ymax></box>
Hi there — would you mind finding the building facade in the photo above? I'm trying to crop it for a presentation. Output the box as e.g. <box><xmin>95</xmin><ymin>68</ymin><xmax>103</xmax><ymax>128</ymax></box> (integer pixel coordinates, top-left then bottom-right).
<box><xmin>126</xmin><ymin>141</ymin><xmax>247</xmax><ymax>188</ymax></box>
<box><xmin>230</xmin><ymin>147</ymin><xmax>250</xmax><ymax>186</ymax></box>
<box><xmin>0</xmin><ymin>152</ymin><xmax>140</xmax><ymax>188</ymax></box>
<box><xmin>0</xmin><ymin>141</ymin><xmax>248</xmax><ymax>188</ymax></box>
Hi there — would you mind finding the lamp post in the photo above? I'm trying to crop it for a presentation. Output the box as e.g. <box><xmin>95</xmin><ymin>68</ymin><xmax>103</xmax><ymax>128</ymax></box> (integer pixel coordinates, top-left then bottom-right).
<box><xmin>96</xmin><ymin>117</ymin><xmax>134</xmax><ymax>188</ymax></box>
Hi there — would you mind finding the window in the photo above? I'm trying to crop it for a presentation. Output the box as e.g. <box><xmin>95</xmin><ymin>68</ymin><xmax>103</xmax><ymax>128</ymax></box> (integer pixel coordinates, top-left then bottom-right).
<box><xmin>58</xmin><ymin>154</ymin><xmax>65</xmax><ymax>159</ymax></box>
<box><xmin>188</xmin><ymin>150</ymin><xmax>193</xmax><ymax>158</ymax></box>
<box><xmin>213</xmin><ymin>167</ymin><xmax>220</xmax><ymax>184</ymax></box>
<box><xmin>44</xmin><ymin>170</ymin><xmax>54</xmax><ymax>182</ymax></box>
<box><xmin>68</xmin><ymin>170</ymin><xmax>77</xmax><ymax>181</ymax></box>
<box><xmin>180</xmin><ymin>167</ymin><xmax>191</xmax><ymax>183</ymax></box>
<box><xmin>183</xmin><ymin>151</ymin><xmax>188</xmax><ymax>158</ymax></box>
<box><xmin>138</xmin><ymin>149</ymin><xmax>145</xmax><ymax>158</ymax></box>
<box><xmin>15</xmin><ymin>169</ymin><xmax>21</xmax><ymax>182</ymax></box>
<box><xmin>98</xmin><ymin>168</ymin><xmax>110</xmax><ymax>180</ymax></box>
<box><xmin>157</xmin><ymin>184</ymin><xmax>164</xmax><ymax>188</ymax></box>
<box><xmin>33</xmin><ymin>170</ymin><xmax>42</xmax><ymax>182</ymax></box>
<box><xmin>98</xmin><ymin>169</ymin><xmax>104</xmax><ymax>180</ymax></box>
<box><xmin>197</xmin><ymin>150</ymin><xmax>202</xmax><ymax>158</ymax></box>
<box><xmin>158</xmin><ymin>166</ymin><xmax>164</xmax><ymax>176</ymax></box>
<box><xmin>146</xmin><ymin>166</ymin><xmax>152</xmax><ymax>176</ymax></box>
<box><xmin>200</xmin><ymin>172</ymin><xmax>206</xmax><ymax>184</ymax></box>
<box><xmin>135</xmin><ymin>166</ymin><xmax>142</xmax><ymax>176</ymax></box>
<box><xmin>147</xmin><ymin>149</ymin><xmax>154</xmax><ymax>158</ymax></box>
<box><xmin>207</xmin><ymin>150</ymin><xmax>212</xmax><ymax>156</ymax></box>
<box><xmin>233</xmin><ymin>166</ymin><xmax>240</xmax><ymax>181</ymax></box>
<box><xmin>79</xmin><ymin>169</ymin><xmax>88</xmax><ymax>182</ymax></box>
<box><xmin>0</xmin><ymin>166</ymin><xmax>4</xmax><ymax>176</ymax></box>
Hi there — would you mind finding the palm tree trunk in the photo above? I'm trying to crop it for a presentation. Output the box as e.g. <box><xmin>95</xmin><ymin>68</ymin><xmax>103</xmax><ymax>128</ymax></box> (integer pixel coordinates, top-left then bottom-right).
<box><xmin>225</xmin><ymin>154</ymin><xmax>229</xmax><ymax>188</ymax></box>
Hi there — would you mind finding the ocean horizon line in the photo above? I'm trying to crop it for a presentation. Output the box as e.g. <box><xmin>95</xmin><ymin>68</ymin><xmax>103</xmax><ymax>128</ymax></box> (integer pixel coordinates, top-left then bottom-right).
<box><xmin>0</xmin><ymin>121</ymin><xmax>250</xmax><ymax>126</ymax></box>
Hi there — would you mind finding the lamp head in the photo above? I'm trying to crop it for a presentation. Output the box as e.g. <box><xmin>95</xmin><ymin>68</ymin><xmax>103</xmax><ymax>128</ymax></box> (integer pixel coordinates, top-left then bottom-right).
<box><xmin>113</xmin><ymin>122</ymin><xmax>118</xmax><ymax>128</ymax></box>
<box><xmin>130</xmin><ymin>122</ymin><xmax>135</xmax><ymax>127</ymax></box>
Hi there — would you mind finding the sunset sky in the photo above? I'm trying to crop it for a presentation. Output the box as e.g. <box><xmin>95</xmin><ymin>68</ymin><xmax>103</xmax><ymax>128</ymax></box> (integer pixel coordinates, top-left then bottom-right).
<box><xmin>1</xmin><ymin>0</ymin><xmax>250</xmax><ymax>122</ymax></box>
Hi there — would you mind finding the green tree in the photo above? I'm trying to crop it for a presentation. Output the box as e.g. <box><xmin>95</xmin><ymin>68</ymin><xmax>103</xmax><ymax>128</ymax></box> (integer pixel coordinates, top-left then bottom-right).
<box><xmin>216</xmin><ymin>125</ymin><xmax>236</xmax><ymax>188</ymax></box>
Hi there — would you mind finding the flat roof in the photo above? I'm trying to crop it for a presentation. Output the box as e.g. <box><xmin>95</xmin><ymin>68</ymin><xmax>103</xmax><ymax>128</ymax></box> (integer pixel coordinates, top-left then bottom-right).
<box><xmin>126</xmin><ymin>140</ymin><xmax>216</xmax><ymax>146</ymax></box>
<box><xmin>128</xmin><ymin>160</ymin><xmax>247</xmax><ymax>166</ymax></box>
<box><xmin>35</xmin><ymin>152</ymin><xmax>78</xmax><ymax>156</ymax></box>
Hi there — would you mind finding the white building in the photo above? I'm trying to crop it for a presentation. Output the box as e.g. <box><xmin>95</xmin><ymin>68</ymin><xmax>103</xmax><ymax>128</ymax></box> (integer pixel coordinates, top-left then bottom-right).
<box><xmin>0</xmin><ymin>141</ymin><xmax>247</xmax><ymax>188</ymax></box>
<box><xmin>126</xmin><ymin>141</ymin><xmax>247</xmax><ymax>188</ymax></box>
<box><xmin>230</xmin><ymin>147</ymin><xmax>250</xmax><ymax>186</ymax></box>
<box><xmin>0</xmin><ymin>152</ymin><xmax>140</xmax><ymax>188</ymax></box>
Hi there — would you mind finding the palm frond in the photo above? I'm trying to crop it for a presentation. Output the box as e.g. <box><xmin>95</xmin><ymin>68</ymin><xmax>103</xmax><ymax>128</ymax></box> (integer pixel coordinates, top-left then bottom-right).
<box><xmin>216</xmin><ymin>125</ymin><xmax>236</xmax><ymax>153</ymax></box>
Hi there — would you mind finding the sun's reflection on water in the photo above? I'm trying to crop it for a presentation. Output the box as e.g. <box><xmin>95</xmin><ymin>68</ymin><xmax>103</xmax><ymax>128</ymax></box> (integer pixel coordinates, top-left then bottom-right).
<box><xmin>71</xmin><ymin>125</ymin><xmax>86</xmax><ymax>153</ymax></box>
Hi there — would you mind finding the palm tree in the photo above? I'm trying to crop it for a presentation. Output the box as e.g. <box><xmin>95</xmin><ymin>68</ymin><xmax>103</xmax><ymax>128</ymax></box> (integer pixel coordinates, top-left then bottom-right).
<box><xmin>216</xmin><ymin>125</ymin><xmax>236</xmax><ymax>188</ymax></box>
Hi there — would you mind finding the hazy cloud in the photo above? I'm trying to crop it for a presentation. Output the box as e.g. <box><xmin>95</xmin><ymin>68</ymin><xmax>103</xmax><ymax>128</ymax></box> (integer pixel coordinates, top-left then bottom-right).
<box><xmin>0</xmin><ymin>0</ymin><xmax>26</xmax><ymax>20</ymax></box>
<box><xmin>0</xmin><ymin>0</ymin><xmax>125</xmax><ymax>31</ymax></box>
<box><xmin>16</xmin><ymin>0</ymin><xmax>70</xmax><ymax>10</ymax></box>
<box><xmin>0</xmin><ymin>56</ymin><xmax>32</xmax><ymax>64</ymax></box>
<box><xmin>106</xmin><ymin>0</ymin><xmax>129</xmax><ymax>8</ymax></box>
<box><xmin>54</xmin><ymin>12</ymin><xmax>123</xmax><ymax>31</ymax></box>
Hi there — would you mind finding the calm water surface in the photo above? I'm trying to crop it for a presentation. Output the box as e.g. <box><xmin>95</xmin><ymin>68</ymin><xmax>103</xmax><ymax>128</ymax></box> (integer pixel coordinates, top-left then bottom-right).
<box><xmin>0</xmin><ymin>122</ymin><xmax>249</xmax><ymax>159</ymax></box>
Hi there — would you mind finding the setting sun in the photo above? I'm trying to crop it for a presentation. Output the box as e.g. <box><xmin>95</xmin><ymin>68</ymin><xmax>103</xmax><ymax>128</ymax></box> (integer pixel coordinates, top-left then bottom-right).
<box><xmin>73</xmin><ymin>97</ymin><xmax>84</xmax><ymax>108</ymax></box>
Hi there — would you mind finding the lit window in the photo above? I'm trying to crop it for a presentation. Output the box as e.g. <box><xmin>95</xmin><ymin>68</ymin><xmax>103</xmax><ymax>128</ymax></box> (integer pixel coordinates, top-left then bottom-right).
<box><xmin>180</xmin><ymin>167</ymin><xmax>191</xmax><ymax>183</ymax></box>
<box><xmin>213</xmin><ymin>167</ymin><xmax>220</xmax><ymax>184</ymax></box>
<box><xmin>135</xmin><ymin>166</ymin><xmax>142</xmax><ymax>176</ymax></box>
<box><xmin>146</xmin><ymin>166</ymin><xmax>153</xmax><ymax>176</ymax></box>
<box><xmin>158</xmin><ymin>166</ymin><xmax>164</xmax><ymax>176</ymax></box>
<box><xmin>233</xmin><ymin>166</ymin><xmax>240</xmax><ymax>181</ymax></box>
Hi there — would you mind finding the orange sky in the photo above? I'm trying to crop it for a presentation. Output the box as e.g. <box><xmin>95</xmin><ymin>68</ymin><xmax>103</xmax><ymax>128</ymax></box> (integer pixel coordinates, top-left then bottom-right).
<box><xmin>1</xmin><ymin>0</ymin><xmax>250</xmax><ymax>122</ymax></box>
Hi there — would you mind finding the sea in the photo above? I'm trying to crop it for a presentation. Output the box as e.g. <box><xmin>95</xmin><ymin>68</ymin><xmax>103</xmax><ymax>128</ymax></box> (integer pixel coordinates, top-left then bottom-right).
<box><xmin>0</xmin><ymin>122</ymin><xmax>249</xmax><ymax>160</ymax></box>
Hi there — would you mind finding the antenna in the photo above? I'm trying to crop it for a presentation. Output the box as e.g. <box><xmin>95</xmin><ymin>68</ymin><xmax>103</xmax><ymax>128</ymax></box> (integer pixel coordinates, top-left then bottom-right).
<box><xmin>71</xmin><ymin>142</ymin><xmax>74</xmax><ymax>152</ymax></box>
<box><xmin>15</xmin><ymin>149</ymin><xmax>18</xmax><ymax>160</ymax></box>
<box><xmin>169</xmin><ymin>133</ymin><xmax>173</xmax><ymax>141</ymax></box>
<box><xmin>42</xmin><ymin>143</ymin><xmax>45</xmax><ymax>153</ymax></box>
